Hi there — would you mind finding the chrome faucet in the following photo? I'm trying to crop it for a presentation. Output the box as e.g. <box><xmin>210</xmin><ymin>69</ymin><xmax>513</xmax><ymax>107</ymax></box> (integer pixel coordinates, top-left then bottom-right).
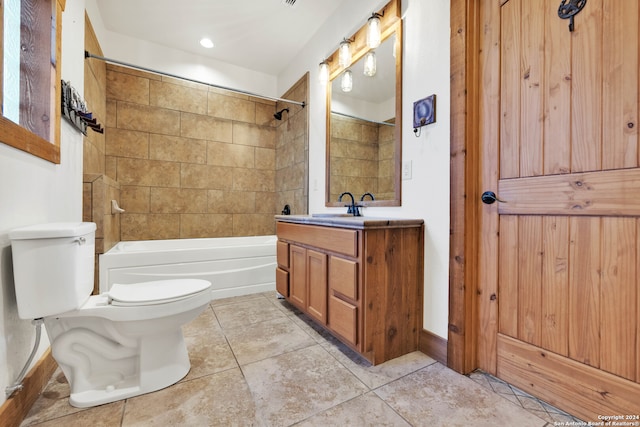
<box><xmin>338</xmin><ymin>192</ymin><xmax>361</xmax><ymax>216</ymax></box>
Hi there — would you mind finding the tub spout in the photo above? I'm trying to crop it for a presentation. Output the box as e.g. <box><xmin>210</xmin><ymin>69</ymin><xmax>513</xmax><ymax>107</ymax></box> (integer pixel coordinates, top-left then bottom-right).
<box><xmin>111</xmin><ymin>200</ymin><xmax>125</xmax><ymax>214</ymax></box>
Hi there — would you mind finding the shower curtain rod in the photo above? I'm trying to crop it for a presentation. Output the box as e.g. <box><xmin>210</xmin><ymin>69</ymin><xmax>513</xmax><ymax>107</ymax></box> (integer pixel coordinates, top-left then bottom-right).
<box><xmin>84</xmin><ymin>51</ymin><xmax>306</xmax><ymax>108</ymax></box>
<box><xmin>331</xmin><ymin>110</ymin><xmax>395</xmax><ymax>127</ymax></box>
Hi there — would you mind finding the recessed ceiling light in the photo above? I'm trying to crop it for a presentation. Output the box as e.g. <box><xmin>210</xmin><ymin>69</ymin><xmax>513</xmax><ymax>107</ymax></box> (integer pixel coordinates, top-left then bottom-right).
<box><xmin>199</xmin><ymin>38</ymin><xmax>214</xmax><ymax>49</ymax></box>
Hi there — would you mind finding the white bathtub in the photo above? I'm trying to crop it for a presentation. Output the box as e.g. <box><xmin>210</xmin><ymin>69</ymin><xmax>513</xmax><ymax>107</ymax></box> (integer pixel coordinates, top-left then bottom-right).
<box><xmin>99</xmin><ymin>235</ymin><xmax>277</xmax><ymax>299</ymax></box>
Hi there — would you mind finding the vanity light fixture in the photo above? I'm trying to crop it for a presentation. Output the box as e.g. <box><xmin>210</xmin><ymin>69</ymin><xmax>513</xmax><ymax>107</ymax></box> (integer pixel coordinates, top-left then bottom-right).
<box><xmin>318</xmin><ymin>60</ymin><xmax>330</xmax><ymax>85</ymax></box>
<box><xmin>366</xmin><ymin>13</ymin><xmax>383</xmax><ymax>49</ymax></box>
<box><xmin>363</xmin><ymin>51</ymin><xmax>376</xmax><ymax>76</ymax></box>
<box><xmin>339</xmin><ymin>39</ymin><xmax>352</xmax><ymax>68</ymax></box>
<box><xmin>341</xmin><ymin>69</ymin><xmax>353</xmax><ymax>92</ymax></box>
<box><xmin>199</xmin><ymin>37</ymin><xmax>214</xmax><ymax>48</ymax></box>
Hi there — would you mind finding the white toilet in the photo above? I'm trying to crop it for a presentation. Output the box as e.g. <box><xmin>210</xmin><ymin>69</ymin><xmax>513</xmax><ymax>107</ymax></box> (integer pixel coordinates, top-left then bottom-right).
<box><xmin>9</xmin><ymin>222</ymin><xmax>212</xmax><ymax>408</ymax></box>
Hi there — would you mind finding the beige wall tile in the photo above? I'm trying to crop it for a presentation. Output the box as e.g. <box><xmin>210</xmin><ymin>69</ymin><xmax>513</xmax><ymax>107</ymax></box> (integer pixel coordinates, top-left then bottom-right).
<box><xmin>256</xmin><ymin>103</ymin><xmax>276</xmax><ymax>126</ymax></box>
<box><xmin>106</xmin><ymin>100</ymin><xmax>117</xmax><ymax>128</ymax></box>
<box><xmin>181</xmin><ymin>112</ymin><xmax>232</xmax><ymax>142</ymax></box>
<box><xmin>83</xmin><ymin>141</ymin><xmax>104</xmax><ymax>175</ymax></box>
<box><xmin>232</xmin><ymin>122</ymin><xmax>276</xmax><ymax>149</ymax></box>
<box><xmin>255</xmin><ymin>192</ymin><xmax>276</xmax><ymax>214</ymax></box>
<box><xmin>180</xmin><ymin>214</ymin><xmax>234</xmax><ymax>238</ymax></box>
<box><xmin>233</xmin><ymin>169</ymin><xmax>275</xmax><ymax>192</ymax></box>
<box><xmin>207</xmin><ymin>190</ymin><xmax>256</xmax><ymax>214</ymax></box>
<box><xmin>117</xmin><ymin>158</ymin><xmax>181</xmax><ymax>187</ymax></box>
<box><xmin>255</xmin><ymin>147</ymin><xmax>276</xmax><ymax>170</ymax></box>
<box><xmin>207</xmin><ymin>141</ymin><xmax>254</xmax><ymax>168</ymax></box>
<box><xmin>106</xmin><ymin>128</ymin><xmax>150</xmax><ymax>159</ymax></box>
<box><xmin>232</xmin><ymin>214</ymin><xmax>276</xmax><ymax>236</ymax></box>
<box><xmin>83</xmin><ymin>183</ymin><xmax>92</xmax><ymax>222</ymax></box>
<box><xmin>151</xmin><ymin>80</ymin><xmax>208</xmax><ymax>115</ymax></box>
<box><xmin>117</xmin><ymin>102</ymin><xmax>181</xmax><ymax>135</ymax></box>
<box><xmin>107</xmin><ymin>70</ymin><xmax>150</xmax><ymax>105</ymax></box>
<box><xmin>105</xmin><ymin>156</ymin><xmax>117</xmax><ymax>180</ymax></box>
<box><xmin>181</xmin><ymin>164</ymin><xmax>233</xmax><ymax>189</ymax></box>
<box><xmin>150</xmin><ymin>134</ymin><xmax>207</xmax><ymax>164</ymax></box>
<box><xmin>150</xmin><ymin>188</ymin><xmax>208</xmax><ymax>213</ymax></box>
<box><xmin>207</xmin><ymin>92</ymin><xmax>256</xmax><ymax>123</ymax></box>
<box><xmin>121</xmin><ymin>213</ymin><xmax>180</xmax><ymax>241</ymax></box>
<box><xmin>120</xmin><ymin>185</ymin><xmax>150</xmax><ymax>213</ymax></box>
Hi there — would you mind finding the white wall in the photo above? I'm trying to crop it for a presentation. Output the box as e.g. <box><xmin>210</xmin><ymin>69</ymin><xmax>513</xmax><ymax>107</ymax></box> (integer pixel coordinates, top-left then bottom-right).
<box><xmin>0</xmin><ymin>0</ymin><xmax>87</xmax><ymax>406</ymax></box>
<box><xmin>84</xmin><ymin>0</ymin><xmax>278</xmax><ymax>99</ymax></box>
<box><xmin>278</xmin><ymin>0</ymin><xmax>451</xmax><ymax>339</ymax></box>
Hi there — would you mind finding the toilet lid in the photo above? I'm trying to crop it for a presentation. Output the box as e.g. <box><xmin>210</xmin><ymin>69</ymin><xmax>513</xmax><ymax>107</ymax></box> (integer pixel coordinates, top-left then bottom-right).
<box><xmin>108</xmin><ymin>279</ymin><xmax>211</xmax><ymax>306</ymax></box>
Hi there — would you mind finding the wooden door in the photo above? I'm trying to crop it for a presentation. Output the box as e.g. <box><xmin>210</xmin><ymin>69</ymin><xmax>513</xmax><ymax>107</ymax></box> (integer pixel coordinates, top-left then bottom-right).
<box><xmin>478</xmin><ymin>0</ymin><xmax>640</xmax><ymax>420</ymax></box>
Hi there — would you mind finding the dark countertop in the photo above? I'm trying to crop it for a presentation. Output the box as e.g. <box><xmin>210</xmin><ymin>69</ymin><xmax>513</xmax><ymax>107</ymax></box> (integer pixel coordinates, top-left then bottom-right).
<box><xmin>275</xmin><ymin>214</ymin><xmax>424</xmax><ymax>229</ymax></box>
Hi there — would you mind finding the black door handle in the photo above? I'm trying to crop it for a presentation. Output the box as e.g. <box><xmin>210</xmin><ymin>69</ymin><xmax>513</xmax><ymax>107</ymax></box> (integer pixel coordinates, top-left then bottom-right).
<box><xmin>481</xmin><ymin>191</ymin><xmax>506</xmax><ymax>205</ymax></box>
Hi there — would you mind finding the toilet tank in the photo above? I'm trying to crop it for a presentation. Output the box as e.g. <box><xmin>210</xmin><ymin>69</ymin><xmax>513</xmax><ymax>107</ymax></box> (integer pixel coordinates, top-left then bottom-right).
<box><xmin>9</xmin><ymin>222</ymin><xmax>97</xmax><ymax>319</ymax></box>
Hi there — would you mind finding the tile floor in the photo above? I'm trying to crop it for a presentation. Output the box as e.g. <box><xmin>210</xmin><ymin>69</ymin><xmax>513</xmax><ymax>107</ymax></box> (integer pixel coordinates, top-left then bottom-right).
<box><xmin>21</xmin><ymin>292</ymin><xmax>582</xmax><ymax>426</ymax></box>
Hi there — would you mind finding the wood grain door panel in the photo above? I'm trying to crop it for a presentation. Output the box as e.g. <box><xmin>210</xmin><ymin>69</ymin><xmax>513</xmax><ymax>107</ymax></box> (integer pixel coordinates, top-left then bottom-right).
<box><xmin>478</xmin><ymin>0</ymin><xmax>640</xmax><ymax>420</ymax></box>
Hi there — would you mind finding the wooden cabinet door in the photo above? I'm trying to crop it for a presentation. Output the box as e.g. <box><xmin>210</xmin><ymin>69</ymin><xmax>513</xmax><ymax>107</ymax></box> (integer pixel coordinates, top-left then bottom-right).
<box><xmin>329</xmin><ymin>256</ymin><xmax>357</xmax><ymax>300</ymax></box>
<box><xmin>306</xmin><ymin>249</ymin><xmax>327</xmax><ymax>324</ymax></box>
<box><xmin>275</xmin><ymin>267</ymin><xmax>289</xmax><ymax>297</ymax></box>
<box><xmin>289</xmin><ymin>245</ymin><xmax>307</xmax><ymax>310</ymax></box>
<box><xmin>329</xmin><ymin>295</ymin><xmax>358</xmax><ymax>346</ymax></box>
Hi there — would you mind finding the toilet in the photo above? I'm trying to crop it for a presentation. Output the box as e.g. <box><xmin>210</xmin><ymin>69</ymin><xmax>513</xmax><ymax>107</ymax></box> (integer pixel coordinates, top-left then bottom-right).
<box><xmin>9</xmin><ymin>222</ymin><xmax>212</xmax><ymax>408</ymax></box>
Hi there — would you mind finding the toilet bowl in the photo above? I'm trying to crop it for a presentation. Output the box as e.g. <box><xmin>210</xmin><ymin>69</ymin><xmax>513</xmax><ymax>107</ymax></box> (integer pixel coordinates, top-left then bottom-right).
<box><xmin>9</xmin><ymin>222</ymin><xmax>212</xmax><ymax>408</ymax></box>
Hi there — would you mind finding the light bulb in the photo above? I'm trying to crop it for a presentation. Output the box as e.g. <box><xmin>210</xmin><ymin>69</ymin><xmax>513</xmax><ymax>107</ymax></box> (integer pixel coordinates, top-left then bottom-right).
<box><xmin>318</xmin><ymin>61</ymin><xmax>330</xmax><ymax>85</ymax></box>
<box><xmin>341</xmin><ymin>70</ymin><xmax>353</xmax><ymax>92</ymax></box>
<box><xmin>339</xmin><ymin>40</ymin><xmax>352</xmax><ymax>68</ymax></box>
<box><xmin>363</xmin><ymin>51</ymin><xmax>376</xmax><ymax>77</ymax></box>
<box><xmin>367</xmin><ymin>15</ymin><xmax>381</xmax><ymax>49</ymax></box>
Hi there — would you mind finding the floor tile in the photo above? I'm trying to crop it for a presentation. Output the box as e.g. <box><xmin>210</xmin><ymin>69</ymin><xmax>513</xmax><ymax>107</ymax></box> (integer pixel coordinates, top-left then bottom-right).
<box><xmin>121</xmin><ymin>368</ymin><xmax>260</xmax><ymax>427</ymax></box>
<box><xmin>296</xmin><ymin>392</ymin><xmax>412</xmax><ymax>427</ymax></box>
<box><xmin>213</xmin><ymin>296</ymin><xmax>288</xmax><ymax>331</ymax></box>
<box><xmin>324</xmin><ymin>341</ymin><xmax>437</xmax><ymax>389</ymax></box>
<box><xmin>22</xmin><ymin>292</ymin><xmax>582</xmax><ymax>427</ymax></box>
<box><xmin>183</xmin><ymin>332</ymin><xmax>238</xmax><ymax>381</ymax></box>
<box><xmin>25</xmin><ymin>401</ymin><xmax>124</xmax><ymax>427</ymax></box>
<box><xmin>375</xmin><ymin>363</ymin><xmax>547</xmax><ymax>427</ymax></box>
<box><xmin>242</xmin><ymin>345</ymin><xmax>369</xmax><ymax>426</ymax></box>
<box><xmin>225</xmin><ymin>316</ymin><xmax>316</xmax><ymax>365</ymax></box>
<box><xmin>20</xmin><ymin>370</ymin><xmax>81</xmax><ymax>426</ymax></box>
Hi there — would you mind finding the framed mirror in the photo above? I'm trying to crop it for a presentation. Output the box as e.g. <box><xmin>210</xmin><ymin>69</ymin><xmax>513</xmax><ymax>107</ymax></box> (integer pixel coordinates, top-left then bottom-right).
<box><xmin>325</xmin><ymin>0</ymin><xmax>402</xmax><ymax>207</ymax></box>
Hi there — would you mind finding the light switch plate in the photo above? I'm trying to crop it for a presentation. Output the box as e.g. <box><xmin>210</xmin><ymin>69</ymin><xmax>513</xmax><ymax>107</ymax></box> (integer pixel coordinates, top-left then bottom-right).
<box><xmin>402</xmin><ymin>160</ymin><xmax>412</xmax><ymax>180</ymax></box>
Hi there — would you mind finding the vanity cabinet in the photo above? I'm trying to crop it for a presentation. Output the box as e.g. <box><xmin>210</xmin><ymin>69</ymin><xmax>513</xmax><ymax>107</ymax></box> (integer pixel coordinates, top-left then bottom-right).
<box><xmin>275</xmin><ymin>216</ymin><xmax>424</xmax><ymax>365</ymax></box>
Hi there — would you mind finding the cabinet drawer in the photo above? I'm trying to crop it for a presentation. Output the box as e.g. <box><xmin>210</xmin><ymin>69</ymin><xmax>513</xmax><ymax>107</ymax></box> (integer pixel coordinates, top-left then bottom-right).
<box><xmin>277</xmin><ymin>240</ymin><xmax>289</xmax><ymax>268</ymax></box>
<box><xmin>276</xmin><ymin>267</ymin><xmax>289</xmax><ymax>297</ymax></box>
<box><xmin>277</xmin><ymin>222</ymin><xmax>358</xmax><ymax>257</ymax></box>
<box><xmin>329</xmin><ymin>256</ymin><xmax>358</xmax><ymax>300</ymax></box>
<box><xmin>329</xmin><ymin>295</ymin><xmax>358</xmax><ymax>346</ymax></box>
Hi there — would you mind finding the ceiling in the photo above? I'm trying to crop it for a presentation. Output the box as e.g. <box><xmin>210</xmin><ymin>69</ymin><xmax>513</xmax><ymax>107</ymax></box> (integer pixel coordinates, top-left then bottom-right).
<box><xmin>95</xmin><ymin>0</ymin><xmax>347</xmax><ymax>76</ymax></box>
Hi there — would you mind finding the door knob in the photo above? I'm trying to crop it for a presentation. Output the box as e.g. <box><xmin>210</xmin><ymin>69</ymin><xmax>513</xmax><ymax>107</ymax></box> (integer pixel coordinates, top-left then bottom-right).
<box><xmin>481</xmin><ymin>191</ymin><xmax>506</xmax><ymax>205</ymax></box>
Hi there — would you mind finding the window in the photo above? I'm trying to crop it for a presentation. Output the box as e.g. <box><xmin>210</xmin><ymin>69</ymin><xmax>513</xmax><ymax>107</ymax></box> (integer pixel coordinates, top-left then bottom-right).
<box><xmin>0</xmin><ymin>0</ymin><xmax>65</xmax><ymax>163</ymax></box>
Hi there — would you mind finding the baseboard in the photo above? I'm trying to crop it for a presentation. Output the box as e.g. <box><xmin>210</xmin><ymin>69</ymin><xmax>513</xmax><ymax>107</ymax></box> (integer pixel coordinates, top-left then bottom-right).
<box><xmin>419</xmin><ymin>329</ymin><xmax>448</xmax><ymax>365</ymax></box>
<box><xmin>0</xmin><ymin>349</ymin><xmax>57</xmax><ymax>427</ymax></box>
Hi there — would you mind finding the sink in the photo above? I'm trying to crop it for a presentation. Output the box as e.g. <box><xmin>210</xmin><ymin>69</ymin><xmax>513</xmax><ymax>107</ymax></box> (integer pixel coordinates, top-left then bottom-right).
<box><xmin>311</xmin><ymin>213</ymin><xmax>357</xmax><ymax>218</ymax></box>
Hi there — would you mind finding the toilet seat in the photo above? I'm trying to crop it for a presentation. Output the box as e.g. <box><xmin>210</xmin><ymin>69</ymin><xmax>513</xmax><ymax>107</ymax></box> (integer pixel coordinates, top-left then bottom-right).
<box><xmin>108</xmin><ymin>279</ymin><xmax>211</xmax><ymax>307</ymax></box>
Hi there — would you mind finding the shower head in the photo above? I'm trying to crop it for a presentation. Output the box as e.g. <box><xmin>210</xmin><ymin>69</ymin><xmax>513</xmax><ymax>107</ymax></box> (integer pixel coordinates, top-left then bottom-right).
<box><xmin>274</xmin><ymin>108</ymin><xmax>289</xmax><ymax>120</ymax></box>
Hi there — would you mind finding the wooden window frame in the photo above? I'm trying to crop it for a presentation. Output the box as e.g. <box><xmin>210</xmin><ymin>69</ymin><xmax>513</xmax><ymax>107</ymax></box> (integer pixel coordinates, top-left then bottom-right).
<box><xmin>0</xmin><ymin>0</ymin><xmax>65</xmax><ymax>164</ymax></box>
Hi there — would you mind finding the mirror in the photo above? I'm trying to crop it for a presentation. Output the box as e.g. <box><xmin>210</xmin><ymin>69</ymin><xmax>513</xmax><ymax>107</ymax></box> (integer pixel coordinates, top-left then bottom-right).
<box><xmin>325</xmin><ymin>1</ymin><xmax>402</xmax><ymax>208</ymax></box>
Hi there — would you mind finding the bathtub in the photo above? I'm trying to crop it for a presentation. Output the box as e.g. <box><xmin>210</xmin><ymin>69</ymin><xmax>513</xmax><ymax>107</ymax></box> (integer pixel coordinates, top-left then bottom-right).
<box><xmin>99</xmin><ymin>235</ymin><xmax>277</xmax><ymax>299</ymax></box>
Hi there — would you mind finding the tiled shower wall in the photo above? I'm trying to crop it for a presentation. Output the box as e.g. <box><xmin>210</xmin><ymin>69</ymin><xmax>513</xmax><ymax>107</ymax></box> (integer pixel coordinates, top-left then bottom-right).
<box><xmin>329</xmin><ymin>114</ymin><xmax>396</xmax><ymax>202</ymax></box>
<box><xmin>275</xmin><ymin>73</ymin><xmax>309</xmax><ymax>215</ymax></box>
<box><xmin>105</xmin><ymin>64</ymin><xmax>281</xmax><ymax>240</ymax></box>
<box><xmin>83</xmin><ymin>14</ymin><xmax>119</xmax><ymax>292</ymax></box>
